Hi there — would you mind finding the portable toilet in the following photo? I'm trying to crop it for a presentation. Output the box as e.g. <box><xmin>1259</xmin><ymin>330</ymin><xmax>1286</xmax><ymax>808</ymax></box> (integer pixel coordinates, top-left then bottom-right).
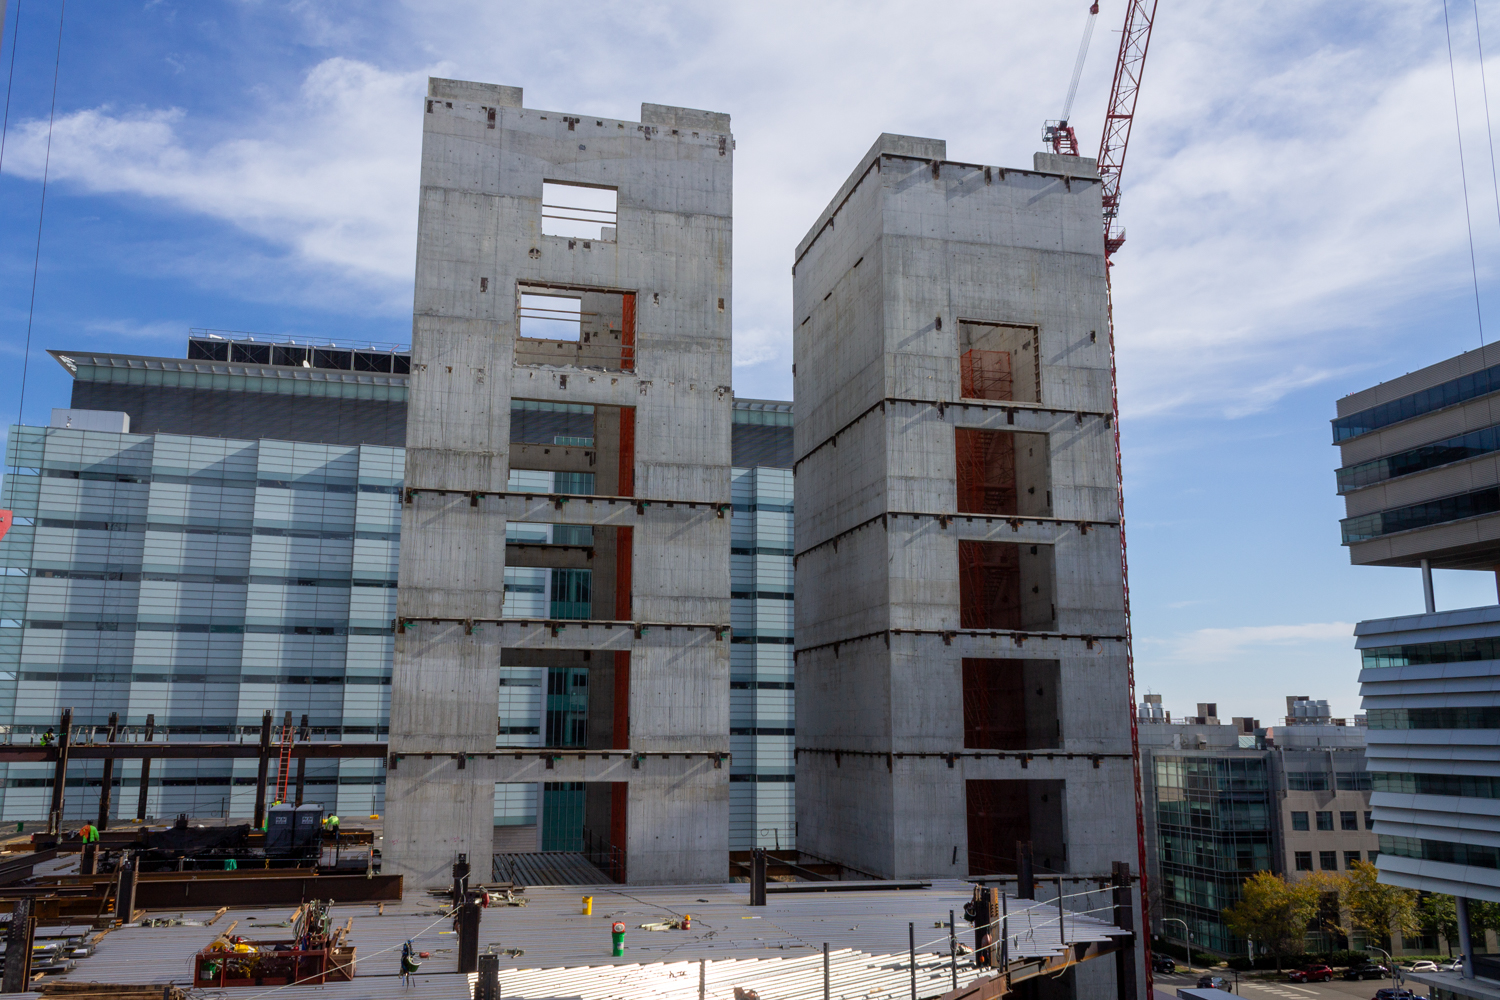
<box><xmin>265</xmin><ymin>802</ymin><xmax>295</xmax><ymax>852</ymax></box>
<box><xmin>293</xmin><ymin>803</ymin><xmax>324</xmax><ymax>848</ymax></box>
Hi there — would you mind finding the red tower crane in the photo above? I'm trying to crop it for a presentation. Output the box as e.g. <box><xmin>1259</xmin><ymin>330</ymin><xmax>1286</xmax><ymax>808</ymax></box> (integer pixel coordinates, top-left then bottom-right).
<box><xmin>1097</xmin><ymin>0</ymin><xmax>1159</xmax><ymax>259</ymax></box>
<box><xmin>1047</xmin><ymin>3</ymin><xmax>1161</xmax><ymax>995</ymax></box>
<box><xmin>1097</xmin><ymin>3</ymin><xmax>1160</xmax><ymax>997</ymax></box>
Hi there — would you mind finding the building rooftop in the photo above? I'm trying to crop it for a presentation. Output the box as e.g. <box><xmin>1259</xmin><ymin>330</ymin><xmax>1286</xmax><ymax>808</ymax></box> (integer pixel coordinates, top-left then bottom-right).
<box><xmin>36</xmin><ymin>879</ymin><xmax>1128</xmax><ymax>999</ymax></box>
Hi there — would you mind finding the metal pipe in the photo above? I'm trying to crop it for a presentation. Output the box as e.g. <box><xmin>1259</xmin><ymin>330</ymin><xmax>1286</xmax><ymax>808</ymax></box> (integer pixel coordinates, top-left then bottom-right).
<box><xmin>1422</xmin><ymin>558</ymin><xmax>1436</xmax><ymax>613</ymax></box>
<box><xmin>96</xmin><ymin>712</ymin><xmax>118</xmax><ymax>830</ymax></box>
<box><xmin>949</xmin><ymin>909</ymin><xmax>957</xmax><ymax>990</ymax></box>
<box><xmin>909</xmin><ymin>921</ymin><xmax>916</xmax><ymax>1000</ymax></box>
<box><xmin>823</xmin><ymin>941</ymin><xmax>830</xmax><ymax>1000</ymax></box>
<box><xmin>135</xmin><ymin>714</ymin><xmax>154</xmax><ymax>821</ymax></box>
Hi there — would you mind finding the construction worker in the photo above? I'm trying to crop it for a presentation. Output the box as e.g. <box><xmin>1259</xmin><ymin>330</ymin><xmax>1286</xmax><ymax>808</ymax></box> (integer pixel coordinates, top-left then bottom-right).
<box><xmin>78</xmin><ymin>821</ymin><xmax>98</xmax><ymax>844</ymax></box>
<box><xmin>327</xmin><ymin>813</ymin><xmax>340</xmax><ymax>838</ymax></box>
<box><xmin>38</xmin><ymin>728</ymin><xmax>53</xmax><ymax>747</ymax></box>
<box><xmin>399</xmin><ymin>939</ymin><xmax>421</xmax><ymax>986</ymax></box>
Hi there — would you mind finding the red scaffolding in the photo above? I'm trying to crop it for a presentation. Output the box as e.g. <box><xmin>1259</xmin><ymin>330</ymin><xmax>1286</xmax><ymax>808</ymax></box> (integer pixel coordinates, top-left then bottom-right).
<box><xmin>960</xmin><ymin>349</ymin><xmax>1014</xmax><ymax>401</ymax></box>
<box><xmin>955</xmin><ymin>429</ymin><xmax>1017</xmax><ymax>515</ymax></box>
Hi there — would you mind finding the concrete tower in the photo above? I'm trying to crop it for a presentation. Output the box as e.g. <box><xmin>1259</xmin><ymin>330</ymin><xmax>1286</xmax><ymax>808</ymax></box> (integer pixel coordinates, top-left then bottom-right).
<box><xmin>384</xmin><ymin>78</ymin><xmax>733</xmax><ymax>886</ymax></box>
<box><xmin>792</xmin><ymin>135</ymin><xmax>1141</xmax><ymax>989</ymax></box>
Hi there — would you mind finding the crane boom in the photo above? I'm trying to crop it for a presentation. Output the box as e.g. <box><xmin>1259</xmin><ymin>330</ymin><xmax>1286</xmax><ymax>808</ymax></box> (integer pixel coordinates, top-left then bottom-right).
<box><xmin>1097</xmin><ymin>0</ymin><xmax>1158</xmax><ymax>257</ymax></box>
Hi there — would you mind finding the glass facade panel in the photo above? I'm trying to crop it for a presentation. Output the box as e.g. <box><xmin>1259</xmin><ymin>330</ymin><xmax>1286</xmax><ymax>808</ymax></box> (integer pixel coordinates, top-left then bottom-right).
<box><xmin>1154</xmin><ymin>754</ymin><xmax>1273</xmax><ymax>954</ymax></box>
<box><xmin>1360</xmin><ymin>639</ymin><xmax>1500</xmax><ymax>668</ymax></box>
<box><xmin>0</xmin><ymin>427</ymin><xmax>400</xmax><ymax>820</ymax></box>
<box><xmin>1371</xmin><ymin>771</ymin><xmax>1500</xmax><ymax>798</ymax></box>
<box><xmin>1336</xmin><ymin>424</ymin><xmax>1500</xmax><ymax>493</ymax></box>
<box><xmin>1366</xmin><ymin>707</ymin><xmax>1500</xmax><ymax>729</ymax></box>
<box><xmin>1332</xmin><ymin>362</ymin><xmax>1500</xmax><ymax>441</ymax></box>
<box><xmin>1341</xmin><ymin>486</ymin><xmax>1500</xmax><ymax>543</ymax></box>
<box><xmin>728</xmin><ymin>463</ymin><xmax>794</xmax><ymax>851</ymax></box>
<box><xmin>1378</xmin><ymin>834</ymin><xmax>1500</xmax><ymax>869</ymax></box>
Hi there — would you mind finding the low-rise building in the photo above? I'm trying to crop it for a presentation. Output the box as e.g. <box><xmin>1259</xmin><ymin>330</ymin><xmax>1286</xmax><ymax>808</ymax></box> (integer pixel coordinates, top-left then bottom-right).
<box><xmin>1138</xmin><ymin>696</ymin><xmax>1378</xmax><ymax>957</ymax></box>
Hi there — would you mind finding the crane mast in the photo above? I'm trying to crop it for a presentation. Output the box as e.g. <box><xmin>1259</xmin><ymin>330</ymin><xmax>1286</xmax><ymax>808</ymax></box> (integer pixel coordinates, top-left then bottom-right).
<box><xmin>1097</xmin><ymin>0</ymin><xmax>1158</xmax><ymax>258</ymax></box>
<box><xmin>1044</xmin><ymin>3</ymin><xmax>1161</xmax><ymax>995</ymax></box>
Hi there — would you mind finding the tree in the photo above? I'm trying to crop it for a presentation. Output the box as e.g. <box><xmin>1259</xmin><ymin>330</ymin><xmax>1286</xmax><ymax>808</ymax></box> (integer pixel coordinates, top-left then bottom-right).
<box><xmin>1224</xmin><ymin>871</ymin><xmax>1323</xmax><ymax>971</ymax></box>
<box><xmin>1341</xmin><ymin>860</ymin><xmax>1419</xmax><ymax>951</ymax></box>
<box><xmin>1419</xmin><ymin>893</ymin><xmax>1457</xmax><ymax>956</ymax></box>
<box><xmin>1421</xmin><ymin>895</ymin><xmax>1500</xmax><ymax>955</ymax></box>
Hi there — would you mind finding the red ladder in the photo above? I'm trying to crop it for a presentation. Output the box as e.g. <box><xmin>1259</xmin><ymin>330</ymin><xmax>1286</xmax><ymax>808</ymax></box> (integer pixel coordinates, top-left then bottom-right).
<box><xmin>273</xmin><ymin>717</ymin><xmax>294</xmax><ymax>803</ymax></box>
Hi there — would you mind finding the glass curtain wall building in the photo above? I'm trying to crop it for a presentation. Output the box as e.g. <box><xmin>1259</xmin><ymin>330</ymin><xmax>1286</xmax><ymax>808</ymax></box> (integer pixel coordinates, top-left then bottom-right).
<box><xmin>1147</xmin><ymin>750</ymin><xmax>1273</xmax><ymax>955</ymax></box>
<box><xmin>728</xmin><ymin>399</ymin><xmax>794</xmax><ymax>850</ymax></box>
<box><xmin>0</xmin><ymin>338</ymin><xmax>407</xmax><ymax>821</ymax></box>
<box><xmin>1</xmin><ymin>338</ymin><xmax>797</xmax><ymax>854</ymax></box>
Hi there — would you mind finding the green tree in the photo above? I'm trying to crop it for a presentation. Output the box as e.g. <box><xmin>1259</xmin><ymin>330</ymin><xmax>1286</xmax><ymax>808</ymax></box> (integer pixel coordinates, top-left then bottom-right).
<box><xmin>1419</xmin><ymin>893</ymin><xmax>1457</xmax><ymax>956</ymax></box>
<box><xmin>1223</xmin><ymin>871</ymin><xmax>1323</xmax><ymax>971</ymax></box>
<box><xmin>1341</xmin><ymin>860</ymin><xmax>1419</xmax><ymax>951</ymax></box>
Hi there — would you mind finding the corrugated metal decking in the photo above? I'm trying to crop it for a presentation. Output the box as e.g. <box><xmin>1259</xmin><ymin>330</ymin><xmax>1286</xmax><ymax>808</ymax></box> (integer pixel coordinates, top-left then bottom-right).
<box><xmin>42</xmin><ymin>880</ymin><xmax>1126</xmax><ymax>998</ymax></box>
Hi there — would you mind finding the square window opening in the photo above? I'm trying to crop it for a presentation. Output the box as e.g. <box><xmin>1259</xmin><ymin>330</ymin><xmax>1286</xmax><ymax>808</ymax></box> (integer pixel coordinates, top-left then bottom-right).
<box><xmin>962</xmin><ymin>658</ymin><xmax>1060</xmax><ymax>751</ymax></box>
<box><xmin>542</xmin><ymin>181</ymin><xmax>618</xmax><ymax>241</ymax></box>
<box><xmin>1340</xmin><ymin>810</ymin><xmax>1358</xmax><ymax>831</ymax></box>
<box><xmin>1291</xmin><ymin>811</ymin><xmax>1309</xmax><ymax>831</ymax></box>
<box><xmin>958</xmin><ymin>540</ymin><xmax>1055</xmax><ymax>632</ymax></box>
<box><xmin>1316</xmin><ymin>811</ymin><xmax>1333</xmax><ymax>831</ymax></box>
<box><xmin>956</xmin><ymin>429</ymin><xmax>1049</xmax><ymax>517</ymax></box>
<box><xmin>959</xmin><ymin>322</ymin><xmax>1040</xmax><ymax>404</ymax></box>
<box><xmin>1295</xmin><ymin>851</ymin><xmax>1313</xmax><ymax>871</ymax></box>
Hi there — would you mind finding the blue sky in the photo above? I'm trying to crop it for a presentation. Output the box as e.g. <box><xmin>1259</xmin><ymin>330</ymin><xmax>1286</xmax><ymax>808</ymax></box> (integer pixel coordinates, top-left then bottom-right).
<box><xmin>0</xmin><ymin>0</ymin><xmax>1496</xmax><ymax>725</ymax></box>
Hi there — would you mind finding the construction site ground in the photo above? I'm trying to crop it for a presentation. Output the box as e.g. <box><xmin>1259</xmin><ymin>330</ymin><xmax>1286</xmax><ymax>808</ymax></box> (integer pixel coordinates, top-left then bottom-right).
<box><xmin>11</xmin><ymin>875</ymin><xmax>1129</xmax><ymax>999</ymax></box>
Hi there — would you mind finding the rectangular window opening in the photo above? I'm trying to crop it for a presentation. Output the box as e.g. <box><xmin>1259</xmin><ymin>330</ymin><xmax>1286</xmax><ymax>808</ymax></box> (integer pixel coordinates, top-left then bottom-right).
<box><xmin>956</xmin><ymin>429</ymin><xmax>1049</xmax><ymax>517</ymax></box>
<box><xmin>958</xmin><ymin>540</ymin><xmax>1055</xmax><ymax>631</ymax></box>
<box><xmin>542</xmin><ymin>181</ymin><xmax>618</xmax><ymax>241</ymax></box>
<box><xmin>965</xmin><ymin>779</ymin><xmax>1066</xmax><ymax>876</ymax></box>
<box><xmin>516</xmin><ymin>284</ymin><xmax>635</xmax><ymax>372</ymax></box>
<box><xmin>959</xmin><ymin>322</ymin><xmax>1040</xmax><ymax>404</ymax></box>
<box><xmin>962</xmin><ymin>658</ymin><xmax>1060</xmax><ymax>751</ymax></box>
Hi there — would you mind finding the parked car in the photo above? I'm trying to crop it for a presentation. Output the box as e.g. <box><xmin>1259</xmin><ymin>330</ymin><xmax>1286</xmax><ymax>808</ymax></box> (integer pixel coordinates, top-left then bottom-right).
<box><xmin>1443</xmin><ymin>957</ymin><xmax>1466</xmax><ymax>972</ymax></box>
<box><xmin>1151</xmin><ymin>954</ymin><xmax>1176</xmax><ymax>973</ymax></box>
<box><xmin>1373</xmin><ymin>990</ymin><xmax>1418</xmax><ymax>1000</ymax></box>
<box><xmin>1289</xmin><ymin>965</ymin><xmax>1334</xmax><ymax>982</ymax></box>
<box><xmin>1197</xmin><ymin>975</ymin><xmax>1231</xmax><ymax>990</ymax></box>
<box><xmin>1343</xmin><ymin>964</ymin><xmax>1390</xmax><ymax>981</ymax></box>
<box><xmin>1406</xmin><ymin>960</ymin><xmax>1439</xmax><ymax>972</ymax></box>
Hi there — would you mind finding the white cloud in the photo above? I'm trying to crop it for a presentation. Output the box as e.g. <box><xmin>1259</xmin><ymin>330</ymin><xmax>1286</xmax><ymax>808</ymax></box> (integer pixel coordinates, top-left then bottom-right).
<box><xmin>0</xmin><ymin>0</ymin><xmax>1490</xmax><ymax>416</ymax></box>
<box><xmin>2</xmin><ymin>57</ymin><xmax>432</xmax><ymax>311</ymax></box>
<box><xmin>1144</xmin><ymin>621</ymin><xmax>1356</xmax><ymax>664</ymax></box>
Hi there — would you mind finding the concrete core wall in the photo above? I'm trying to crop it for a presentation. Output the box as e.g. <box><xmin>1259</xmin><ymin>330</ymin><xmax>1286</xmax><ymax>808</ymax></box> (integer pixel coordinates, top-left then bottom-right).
<box><xmin>793</xmin><ymin>137</ymin><xmax>1141</xmax><ymax>995</ymax></box>
<box><xmin>386</xmin><ymin>78</ymin><xmax>733</xmax><ymax>887</ymax></box>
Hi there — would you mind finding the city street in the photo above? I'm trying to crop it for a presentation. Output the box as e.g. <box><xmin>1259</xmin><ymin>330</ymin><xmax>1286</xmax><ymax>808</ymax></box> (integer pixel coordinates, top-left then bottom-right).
<box><xmin>1155</xmin><ymin>969</ymin><xmax>1418</xmax><ymax>999</ymax></box>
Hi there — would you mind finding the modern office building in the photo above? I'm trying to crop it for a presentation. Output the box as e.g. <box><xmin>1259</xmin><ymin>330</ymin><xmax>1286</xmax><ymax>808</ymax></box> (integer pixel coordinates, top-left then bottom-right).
<box><xmin>1138</xmin><ymin>698</ymin><xmax>1379</xmax><ymax>957</ymax></box>
<box><xmin>0</xmin><ymin>337</ymin><xmax>410</xmax><ymax>822</ymax></box>
<box><xmin>385</xmin><ymin>79</ymin><xmax>736</xmax><ymax>887</ymax></box>
<box><xmin>792</xmin><ymin>137</ymin><xmax>1142</xmax><ymax>994</ymax></box>
<box><xmin>728</xmin><ymin>400</ymin><xmax>795</xmax><ymax>850</ymax></box>
<box><xmin>1335</xmin><ymin>346</ymin><xmax>1500</xmax><ymax>993</ymax></box>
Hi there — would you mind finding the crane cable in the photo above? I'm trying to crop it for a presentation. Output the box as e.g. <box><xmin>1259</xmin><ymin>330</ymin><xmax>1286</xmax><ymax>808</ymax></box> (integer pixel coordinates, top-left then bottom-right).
<box><xmin>16</xmin><ymin>0</ymin><xmax>65</xmax><ymax>427</ymax></box>
<box><xmin>1442</xmin><ymin>0</ymin><xmax>1486</xmax><ymax>347</ymax></box>
<box><xmin>1060</xmin><ymin>3</ymin><xmax>1101</xmax><ymax>124</ymax></box>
